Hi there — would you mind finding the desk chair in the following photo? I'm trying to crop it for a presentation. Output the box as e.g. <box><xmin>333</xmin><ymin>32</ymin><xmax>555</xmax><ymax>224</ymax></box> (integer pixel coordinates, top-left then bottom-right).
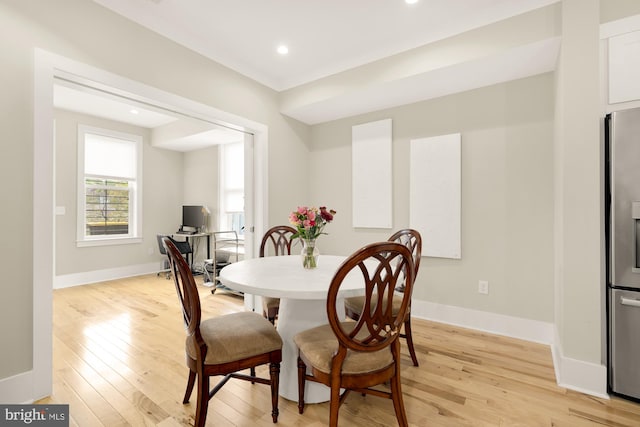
<box><xmin>156</xmin><ymin>234</ymin><xmax>193</xmax><ymax>279</ymax></box>
<box><xmin>344</xmin><ymin>229</ymin><xmax>422</xmax><ymax>366</ymax></box>
<box><xmin>259</xmin><ymin>225</ymin><xmax>297</xmax><ymax>324</ymax></box>
<box><xmin>294</xmin><ymin>241</ymin><xmax>415</xmax><ymax>427</ymax></box>
<box><xmin>163</xmin><ymin>237</ymin><xmax>283</xmax><ymax>427</ymax></box>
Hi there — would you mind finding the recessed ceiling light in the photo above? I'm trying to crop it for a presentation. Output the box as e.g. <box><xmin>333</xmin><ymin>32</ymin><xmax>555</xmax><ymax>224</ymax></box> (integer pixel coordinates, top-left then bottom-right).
<box><xmin>130</xmin><ymin>109</ymin><xmax>139</xmax><ymax>114</ymax></box>
<box><xmin>405</xmin><ymin>0</ymin><xmax>419</xmax><ymax>4</ymax></box>
<box><xmin>277</xmin><ymin>45</ymin><xmax>289</xmax><ymax>55</ymax></box>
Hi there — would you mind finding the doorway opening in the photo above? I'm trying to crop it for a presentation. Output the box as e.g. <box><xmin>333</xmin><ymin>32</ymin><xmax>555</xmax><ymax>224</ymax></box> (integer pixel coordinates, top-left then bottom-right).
<box><xmin>33</xmin><ymin>49</ymin><xmax>268</xmax><ymax>399</ymax></box>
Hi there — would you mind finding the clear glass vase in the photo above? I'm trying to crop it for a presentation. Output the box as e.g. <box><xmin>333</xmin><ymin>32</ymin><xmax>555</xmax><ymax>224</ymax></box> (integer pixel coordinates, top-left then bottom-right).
<box><xmin>301</xmin><ymin>238</ymin><xmax>319</xmax><ymax>269</ymax></box>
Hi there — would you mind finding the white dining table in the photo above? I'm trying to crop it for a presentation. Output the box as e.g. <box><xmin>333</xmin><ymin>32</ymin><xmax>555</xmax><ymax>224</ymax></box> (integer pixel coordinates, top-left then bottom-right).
<box><xmin>218</xmin><ymin>254</ymin><xmax>364</xmax><ymax>403</ymax></box>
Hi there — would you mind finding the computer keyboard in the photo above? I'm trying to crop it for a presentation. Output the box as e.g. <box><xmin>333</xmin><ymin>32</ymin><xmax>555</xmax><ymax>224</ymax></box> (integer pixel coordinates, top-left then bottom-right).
<box><xmin>176</xmin><ymin>230</ymin><xmax>196</xmax><ymax>235</ymax></box>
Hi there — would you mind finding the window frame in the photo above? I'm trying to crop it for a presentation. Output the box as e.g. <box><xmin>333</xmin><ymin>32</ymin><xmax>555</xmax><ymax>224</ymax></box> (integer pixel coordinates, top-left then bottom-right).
<box><xmin>218</xmin><ymin>141</ymin><xmax>245</xmax><ymax>239</ymax></box>
<box><xmin>76</xmin><ymin>124</ymin><xmax>143</xmax><ymax>247</ymax></box>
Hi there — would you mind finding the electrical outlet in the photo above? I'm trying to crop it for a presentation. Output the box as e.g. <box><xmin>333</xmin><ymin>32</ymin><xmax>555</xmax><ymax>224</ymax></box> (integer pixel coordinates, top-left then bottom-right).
<box><xmin>478</xmin><ymin>280</ymin><xmax>489</xmax><ymax>295</ymax></box>
<box><xmin>148</xmin><ymin>247</ymin><xmax>154</xmax><ymax>255</ymax></box>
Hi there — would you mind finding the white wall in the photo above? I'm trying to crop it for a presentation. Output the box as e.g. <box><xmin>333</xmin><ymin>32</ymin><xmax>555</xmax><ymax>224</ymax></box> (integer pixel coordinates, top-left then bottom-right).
<box><xmin>0</xmin><ymin>0</ymin><xmax>309</xmax><ymax>395</ymax></box>
<box><xmin>310</xmin><ymin>74</ymin><xmax>555</xmax><ymax>324</ymax></box>
<box><xmin>600</xmin><ymin>0</ymin><xmax>640</xmax><ymax>23</ymax></box>
<box><xmin>553</xmin><ymin>1</ymin><xmax>604</xmax><ymax>395</ymax></box>
<box><xmin>183</xmin><ymin>145</ymin><xmax>219</xmax><ymax>266</ymax></box>
<box><xmin>54</xmin><ymin>109</ymin><xmax>183</xmax><ymax>277</ymax></box>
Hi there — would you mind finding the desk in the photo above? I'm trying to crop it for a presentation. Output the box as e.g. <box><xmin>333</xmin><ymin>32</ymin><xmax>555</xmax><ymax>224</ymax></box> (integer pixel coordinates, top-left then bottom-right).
<box><xmin>173</xmin><ymin>232</ymin><xmax>211</xmax><ymax>270</ymax></box>
<box><xmin>218</xmin><ymin>255</ymin><xmax>364</xmax><ymax>403</ymax></box>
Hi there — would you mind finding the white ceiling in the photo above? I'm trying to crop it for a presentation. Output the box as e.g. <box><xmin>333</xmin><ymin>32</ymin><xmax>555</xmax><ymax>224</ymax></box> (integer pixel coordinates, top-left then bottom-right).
<box><xmin>56</xmin><ymin>0</ymin><xmax>561</xmax><ymax>146</ymax></box>
<box><xmin>54</xmin><ymin>82</ymin><xmax>178</xmax><ymax>128</ymax></box>
<box><xmin>92</xmin><ymin>0</ymin><xmax>559</xmax><ymax>91</ymax></box>
<box><xmin>53</xmin><ymin>79</ymin><xmax>245</xmax><ymax>151</ymax></box>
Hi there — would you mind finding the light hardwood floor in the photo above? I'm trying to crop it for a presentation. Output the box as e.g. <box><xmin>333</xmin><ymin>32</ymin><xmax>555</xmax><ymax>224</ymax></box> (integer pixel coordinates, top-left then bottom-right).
<box><xmin>38</xmin><ymin>273</ymin><xmax>640</xmax><ymax>426</ymax></box>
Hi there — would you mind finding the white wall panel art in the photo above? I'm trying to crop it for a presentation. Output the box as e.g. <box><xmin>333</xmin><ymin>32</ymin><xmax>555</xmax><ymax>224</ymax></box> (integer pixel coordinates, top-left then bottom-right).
<box><xmin>352</xmin><ymin>119</ymin><xmax>392</xmax><ymax>228</ymax></box>
<box><xmin>410</xmin><ymin>133</ymin><xmax>461</xmax><ymax>259</ymax></box>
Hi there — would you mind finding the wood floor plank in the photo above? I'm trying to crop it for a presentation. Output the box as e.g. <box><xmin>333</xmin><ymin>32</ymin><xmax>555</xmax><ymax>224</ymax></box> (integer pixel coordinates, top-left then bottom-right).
<box><xmin>53</xmin><ymin>335</ymin><xmax>149</xmax><ymax>426</ymax></box>
<box><xmin>37</xmin><ymin>273</ymin><xmax>640</xmax><ymax>426</ymax></box>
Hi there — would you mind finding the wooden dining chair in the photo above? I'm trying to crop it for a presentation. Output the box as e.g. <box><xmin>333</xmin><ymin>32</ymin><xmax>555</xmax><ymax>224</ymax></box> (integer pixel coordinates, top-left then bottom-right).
<box><xmin>294</xmin><ymin>241</ymin><xmax>415</xmax><ymax>427</ymax></box>
<box><xmin>344</xmin><ymin>229</ymin><xmax>422</xmax><ymax>366</ymax></box>
<box><xmin>259</xmin><ymin>225</ymin><xmax>297</xmax><ymax>324</ymax></box>
<box><xmin>163</xmin><ymin>237</ymin><xmax>283</xmax><ymax>427</ymax></box>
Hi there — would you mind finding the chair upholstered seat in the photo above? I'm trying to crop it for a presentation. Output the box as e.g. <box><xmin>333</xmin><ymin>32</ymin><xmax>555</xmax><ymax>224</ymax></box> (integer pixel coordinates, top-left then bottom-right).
<box><xmin>189</xmin><ymin>312</ymin><xmax>283</xmax><ymax>365</ymax></box>
<box><xmin>294</xmin><ymin>321</ymin><xmax>393</xmax><ymax>375</ymax></box>
<box><xmin>343</xmin><ymin>294</ymin><xmax>408</xmax><ymax>319</ymax></box>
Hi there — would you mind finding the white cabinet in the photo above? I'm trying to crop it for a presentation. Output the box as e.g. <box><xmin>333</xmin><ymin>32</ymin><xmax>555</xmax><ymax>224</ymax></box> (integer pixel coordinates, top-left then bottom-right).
<box><xmin>609</xmin><ymin>30</ymin><xmax>640</xmax><ymax>104</ymax></box>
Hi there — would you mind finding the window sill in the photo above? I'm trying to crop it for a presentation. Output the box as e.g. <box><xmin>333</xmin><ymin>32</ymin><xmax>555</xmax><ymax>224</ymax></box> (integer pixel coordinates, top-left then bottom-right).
<box><xmin>77</xmin><ymin>236</ymin><xmax>143</xmax><ymax>247</ymax></box>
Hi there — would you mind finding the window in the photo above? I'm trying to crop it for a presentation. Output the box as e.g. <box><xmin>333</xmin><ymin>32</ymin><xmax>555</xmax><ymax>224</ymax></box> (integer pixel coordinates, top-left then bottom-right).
<box><xmin>77</xmin><ymin>125</ymin><xmax>142</xmax><ymax>246</ymax></box>
<box><xmin>219</xmin><ymin>142</ymin><xmax>244</xmax><ymax>237</ymax></box>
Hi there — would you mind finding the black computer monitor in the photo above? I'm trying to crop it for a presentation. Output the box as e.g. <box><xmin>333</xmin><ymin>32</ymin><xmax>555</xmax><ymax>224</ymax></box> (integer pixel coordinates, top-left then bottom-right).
<box><xmin>182</xmin><ymin>205</ymin><xmax>206</xmax><ymax>230</ymax></box>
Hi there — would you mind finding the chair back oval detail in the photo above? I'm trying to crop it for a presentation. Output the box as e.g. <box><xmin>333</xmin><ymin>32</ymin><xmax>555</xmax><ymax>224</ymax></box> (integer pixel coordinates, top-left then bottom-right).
<box><xmin>260</xmin><ymin>225</ymin><xmax>297</xmax><ymax>257</ymax></box>
<box><xmin>344</xmin><ymin>228</ymin><xmax>422</xmax><ymax>366</ymax></box>
<box><xmin>294</xmin><ymin>240</ymin><xmax>414</xmax><ymax>426</ymax></box>
<box><xmin>328</xmin><ymin>242</ymin><xmax>414</xmax><ymax>355</ymax></box>
<box><xmin>259</xmin><ymin>225</ymin><xmax>298</xmax><ymax>324</ymax></box>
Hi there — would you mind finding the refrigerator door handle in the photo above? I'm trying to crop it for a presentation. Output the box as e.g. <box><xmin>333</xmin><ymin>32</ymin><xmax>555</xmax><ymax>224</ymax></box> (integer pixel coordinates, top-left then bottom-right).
<box><xmin>633</xmin><ymin>202</ymin><xmax>640</xmax><ymax>273</ymax></box>
<box><xmin>621</xmin><ymin>296</ymin><xmax>640</xmax><ymax>308</ymax></box>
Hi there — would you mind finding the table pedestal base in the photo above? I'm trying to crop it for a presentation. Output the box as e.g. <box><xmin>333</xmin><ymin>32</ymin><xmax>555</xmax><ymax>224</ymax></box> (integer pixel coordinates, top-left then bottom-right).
<box><xmin>276</xmin><ymin>297</ymin><xmax>345</xmax><ymax>403</ymax></box>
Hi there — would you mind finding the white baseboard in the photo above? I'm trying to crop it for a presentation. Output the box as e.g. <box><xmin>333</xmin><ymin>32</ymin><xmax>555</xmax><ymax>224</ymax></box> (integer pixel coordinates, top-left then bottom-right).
<box><xmin>411</xmin><ymin>299</ymin><xmax>608</xmax><ymax>399</ymax></box>
<box><xmin>0</xmin><ymin>371</ymin><xmax>34</xmax><ymax>404</ymax></box>
<box><xmin>54</xmin><ymin>262</ymin><xmax>162</xmax><ymax>289</ymax></box>
<box><xmin>551</xmin><ymin>328</ymin><xmax>608</xmax><ymax>398</ymax></box>
<box><xmin>411</xmin><ymin>299</ymin><xmax>554</xmax><ymax>344</ymax></box>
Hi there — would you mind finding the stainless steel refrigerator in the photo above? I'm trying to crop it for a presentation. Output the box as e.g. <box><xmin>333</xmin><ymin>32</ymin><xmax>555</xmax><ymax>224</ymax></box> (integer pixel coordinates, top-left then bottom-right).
<box><xmin>606</xmin><ymin>107</ymin><xmax>640</xmax><ymax>400</ymax></box>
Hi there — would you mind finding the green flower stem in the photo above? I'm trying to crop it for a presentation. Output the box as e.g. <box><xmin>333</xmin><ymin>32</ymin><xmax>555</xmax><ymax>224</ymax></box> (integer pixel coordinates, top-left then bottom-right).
<box><xmin>302</xmin><ymin>238</ymin><xmax>318</xmax><ymax>269</ymax></box>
